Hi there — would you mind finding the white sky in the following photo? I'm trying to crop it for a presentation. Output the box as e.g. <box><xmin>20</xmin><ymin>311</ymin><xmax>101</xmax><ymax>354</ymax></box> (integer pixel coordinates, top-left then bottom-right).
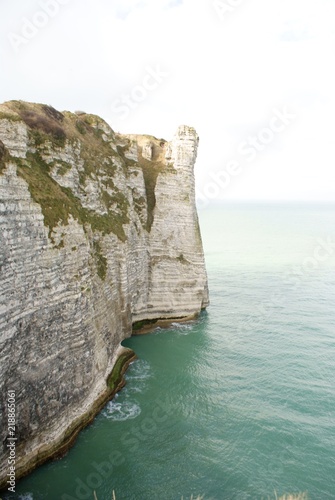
<box><xmin>1</xmin><ymin>0</ymin><xmax>335</xmax><ymax>203</ymax></box>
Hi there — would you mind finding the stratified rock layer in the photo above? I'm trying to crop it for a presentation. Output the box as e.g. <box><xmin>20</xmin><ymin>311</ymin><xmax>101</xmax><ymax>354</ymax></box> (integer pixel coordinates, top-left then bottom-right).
<box><xmin>0</xmin><ymin>101</ymin><xmax>209</xmax><ymax>486</ymax></box>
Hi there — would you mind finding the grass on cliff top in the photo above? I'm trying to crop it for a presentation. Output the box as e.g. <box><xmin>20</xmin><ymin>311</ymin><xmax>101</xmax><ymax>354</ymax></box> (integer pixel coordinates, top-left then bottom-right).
<box><xmin>1</xmin><ymin>100</ymin><xmax>179</xmax><ymax>237</ymax></box>
<box><xmin>2</xmin><ymin>100</ymin><xmax>114</xmax><ymax>146</ymax></box>
<box><xmin>5</xmin><ymin>100</ymin><xmax>119</xmax><ymax>181</ymax></box>
<box><xmin>1</xmin><ymin>101</ymin><xmax>129</xmax><ymax>242</ymax></box>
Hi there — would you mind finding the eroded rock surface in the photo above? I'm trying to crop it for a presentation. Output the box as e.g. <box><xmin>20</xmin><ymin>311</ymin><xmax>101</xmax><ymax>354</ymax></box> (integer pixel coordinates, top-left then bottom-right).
<box><xmin>0</xmin><ymin>101</ymin><xmax>209</xmax><ymax>486</ymax></box>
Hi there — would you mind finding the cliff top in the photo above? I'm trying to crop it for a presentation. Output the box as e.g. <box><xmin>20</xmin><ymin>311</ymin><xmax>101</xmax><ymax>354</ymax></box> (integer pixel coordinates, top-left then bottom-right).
<box><xmin>0</xmin><ymin>100</ymin><xmax>115</xmax><ymax>149</ymax></box>
<box><xmin>0</xmin><ymin>101</ymin><xmax>199</xmax><ymax>243</ymax></box>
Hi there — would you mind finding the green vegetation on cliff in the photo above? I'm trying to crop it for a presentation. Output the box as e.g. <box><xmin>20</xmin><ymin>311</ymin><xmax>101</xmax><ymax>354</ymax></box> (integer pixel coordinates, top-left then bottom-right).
<box><xmin>93</xmin><ymin>240</ymin><xmax>108</xmax><ymax>280</ymax></box>
<box><xmin>1</xmin><ymin>101</ymin><xmax>130</xmax><ymax>242</ymax></box>
<box><xmin>117</xmin><ymin>134</ymin><xmax>175</xmax><ymax>231</ymax></box>
<box><xmin>0</xmin><ymin>140</ymin><xmax>9</xmax><ymax>174</ymax></box>
<box><xmin>0</xmin><ymin>101</ymin><xmax>178</xmax><ymax>241</ymax></box>
<box><xmin>16</xmin><ymin>151</ymin><xmax>128</xmax><ymax>242</ymax></box>
<box><xmin>139</xmin><ymin>154</ymin><xmax>165</xmax><ymax>231</ymax></box>
<box><xmin>107</xmin><ymin>349</ymin><xmax>136</xmax><ymax>391</ymax></box>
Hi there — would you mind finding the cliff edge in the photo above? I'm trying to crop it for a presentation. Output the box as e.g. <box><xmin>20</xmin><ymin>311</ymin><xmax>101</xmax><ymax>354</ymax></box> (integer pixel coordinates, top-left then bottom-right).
<box><xmin>0</xmin><ymin>101</ymin><xmax>209</xmax><ymax>487</ymax></box>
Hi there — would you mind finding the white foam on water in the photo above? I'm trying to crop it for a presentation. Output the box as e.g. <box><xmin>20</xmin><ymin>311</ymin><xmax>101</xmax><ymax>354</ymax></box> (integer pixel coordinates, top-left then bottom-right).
<box><xmin>125</xmin><ymin>383</ymin><xmax>145</xmax><ymax>394</ymax></box>
<box><xmin>170</xmin><ymin>322</ymin><xmax>194</xmax><ymax>335</ymax></box>
<box><xmin>103</xmin><ymin>400</ymin><xmax>141</xmax><ymax>421</ymax></box>
<box><xmin>126</xmin><ymin>358</ymin><xmax>152</xmax><ymax>381</ymax></box>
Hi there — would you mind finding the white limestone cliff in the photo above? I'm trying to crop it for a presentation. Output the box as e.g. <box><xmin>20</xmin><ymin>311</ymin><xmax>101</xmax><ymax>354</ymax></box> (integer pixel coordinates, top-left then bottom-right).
<box><xmin>0</xmin><ymin>101</ymin><xmax>209</xmax><ymax>487</ymax></box>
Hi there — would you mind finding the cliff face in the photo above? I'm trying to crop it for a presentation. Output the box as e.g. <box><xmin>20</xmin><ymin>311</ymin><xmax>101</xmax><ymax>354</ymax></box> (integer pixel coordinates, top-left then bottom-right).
<box><xmin>0</xmin><ymin>101</ymin><xmax>209</xmax><ymax>486</ymax></box>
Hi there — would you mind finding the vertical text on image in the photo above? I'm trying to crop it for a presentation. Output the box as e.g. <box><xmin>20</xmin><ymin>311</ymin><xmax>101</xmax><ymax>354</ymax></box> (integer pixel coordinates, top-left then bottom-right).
<box><xmin>7</xmin><ymin>390</ymin><xmax>17</xmax><ymax>494</ymax></box>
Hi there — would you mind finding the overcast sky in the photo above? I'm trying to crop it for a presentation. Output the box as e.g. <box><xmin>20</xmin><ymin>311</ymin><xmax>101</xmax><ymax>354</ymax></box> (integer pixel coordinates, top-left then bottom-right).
<box><xmin>1</xmin><ymin>0</ymin><xmax>335</xmax><ymax>204</ymax></box>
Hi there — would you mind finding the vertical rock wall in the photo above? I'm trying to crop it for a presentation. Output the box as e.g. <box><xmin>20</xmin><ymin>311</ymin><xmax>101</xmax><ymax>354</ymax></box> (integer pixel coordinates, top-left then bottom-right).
<box><xmin>0</xmin><ymin>101</ymin><xmax>209</xmax><ymax>486</ymax></box>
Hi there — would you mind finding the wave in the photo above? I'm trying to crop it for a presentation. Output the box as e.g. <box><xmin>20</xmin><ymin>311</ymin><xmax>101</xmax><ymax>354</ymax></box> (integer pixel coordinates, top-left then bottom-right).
<box><xmin>126</xmin><ymin>358</ymin><xmax>152</xmax><ymax>381</ymax></box>
<box><xmin>170</xmin><ymin>322</ymin><xmax>195</xmax><ymax>335</ymax></box>
<box><xmin>103</xmin><ymin>400</ymin><xmax>141</xmax><ymax>421</ymax></box>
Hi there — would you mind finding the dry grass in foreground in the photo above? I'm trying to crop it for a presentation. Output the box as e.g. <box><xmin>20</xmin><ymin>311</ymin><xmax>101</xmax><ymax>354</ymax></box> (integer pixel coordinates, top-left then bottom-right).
<box><xmin>94</xmin><ymin>490</ymin><xmax>308</xmax><ymax>500</ymax></box>
<box><xmin>277</xmin><ymin>494</ymin><xmax>308</xmax><ymax>500</ymax></box>
<box><xmin>94</xmin><ymin>493</ymin><xmax>205</xmax><ymax>500</ymax></box>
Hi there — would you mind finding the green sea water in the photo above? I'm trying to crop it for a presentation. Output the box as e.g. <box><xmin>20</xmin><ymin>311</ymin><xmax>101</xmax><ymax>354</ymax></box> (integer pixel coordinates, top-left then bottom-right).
<box><xmin>9</xmin><ymin>204</ymin><xmax>335</xmax><ymax>500</ymax></box>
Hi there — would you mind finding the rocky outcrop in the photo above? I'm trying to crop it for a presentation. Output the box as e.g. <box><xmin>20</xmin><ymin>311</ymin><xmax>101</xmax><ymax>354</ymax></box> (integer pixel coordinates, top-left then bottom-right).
<box><xmin>0</xmin><ymin>101</ymin><xmax>209</xmax><ymax>487</ymax></box>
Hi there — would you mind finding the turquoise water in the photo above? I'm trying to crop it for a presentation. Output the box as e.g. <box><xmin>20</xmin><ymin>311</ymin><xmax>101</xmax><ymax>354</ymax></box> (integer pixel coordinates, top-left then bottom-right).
<box><xmin>10</xmin><ymin>204</ymin><xmax>335</xmax><ymax>499</ymax></box>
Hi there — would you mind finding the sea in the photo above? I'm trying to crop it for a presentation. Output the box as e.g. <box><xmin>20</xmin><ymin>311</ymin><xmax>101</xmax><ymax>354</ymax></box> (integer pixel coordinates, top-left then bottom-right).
<box><xmin>8</xmin><ymin>204</ymin><xmax>335</xmax><ymax>500</ymax></box>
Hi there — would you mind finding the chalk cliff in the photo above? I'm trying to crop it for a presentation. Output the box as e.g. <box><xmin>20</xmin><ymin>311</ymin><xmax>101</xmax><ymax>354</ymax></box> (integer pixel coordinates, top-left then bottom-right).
<box><xmin>0</xmin><ymin>101</ymin><xmax>209</xmax><ymax>487</ymax></box>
